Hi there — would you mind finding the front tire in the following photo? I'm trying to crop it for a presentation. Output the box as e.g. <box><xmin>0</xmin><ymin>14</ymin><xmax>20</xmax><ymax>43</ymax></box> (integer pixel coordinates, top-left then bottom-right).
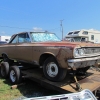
<box><xmin>0</xmin><ymin>62</ymin><xmax>9</xmax><ymax>78</ymax></box>
<box><xmin>43</xmin><ymin>57</ymin><xmax>67</xmax><ymax>82</ymax></box>
<box><xmin>9</xmin><ymin>66</ymin><xmax>22</xmax><ymax>84</ymax></box>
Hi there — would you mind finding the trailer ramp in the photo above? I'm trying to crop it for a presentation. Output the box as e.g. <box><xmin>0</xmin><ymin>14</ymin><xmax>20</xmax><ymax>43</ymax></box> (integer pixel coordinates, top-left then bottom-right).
<box><xmin>22</xmin><ymin>68</ymin><xmax>100</xmax><ymax>93</ymax></box>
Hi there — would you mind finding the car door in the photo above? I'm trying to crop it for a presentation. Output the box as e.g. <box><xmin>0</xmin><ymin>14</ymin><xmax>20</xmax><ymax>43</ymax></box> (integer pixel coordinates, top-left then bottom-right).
<box><xmin>15</xmin><ymin>33</ymin><xmax>33</xmax><ymax>62</ymax></box>
<box><xmin>6</xmin><ymin>34</ymin><xmax>18</xmax><ymax>59</ymax></box>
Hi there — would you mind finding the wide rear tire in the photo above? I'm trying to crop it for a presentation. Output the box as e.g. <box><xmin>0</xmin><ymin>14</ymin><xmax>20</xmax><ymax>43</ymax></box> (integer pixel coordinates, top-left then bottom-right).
<box><xmin>43</xmin><ymin>57</ymin><xmax>67</xmax><ymax>82</ymax></box>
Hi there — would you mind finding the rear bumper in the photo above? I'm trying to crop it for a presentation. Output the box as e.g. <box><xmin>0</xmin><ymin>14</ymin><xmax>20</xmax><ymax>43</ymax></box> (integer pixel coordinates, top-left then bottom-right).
<box><xmin>67</xmin><ymin>56</ymin><xmax>100</xmax><ymax>69</ymax></box>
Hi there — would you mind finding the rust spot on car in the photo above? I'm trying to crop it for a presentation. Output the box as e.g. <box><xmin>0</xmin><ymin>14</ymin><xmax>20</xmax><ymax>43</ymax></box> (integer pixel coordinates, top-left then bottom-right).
<box><xmin>56</xmin><ymin>48</ymin><xmax>73</xmax><ymax>68</ymax></box>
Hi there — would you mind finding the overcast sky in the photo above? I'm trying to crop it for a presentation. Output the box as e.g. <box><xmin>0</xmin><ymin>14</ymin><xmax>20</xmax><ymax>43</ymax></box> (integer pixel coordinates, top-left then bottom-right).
<box><xmin>0</xmin><ymin>0</ymin><xmax>100</xmax><ymax>39</ymax></box>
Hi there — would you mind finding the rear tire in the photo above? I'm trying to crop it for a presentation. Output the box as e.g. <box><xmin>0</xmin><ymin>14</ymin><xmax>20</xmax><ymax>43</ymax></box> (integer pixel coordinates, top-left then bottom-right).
<box><xmin>9</xmin><ymin>66</ymin><xmax>22</xmax><ymax>84</ymax></box>
<box><xmin>0</xmin><ymin>62</ymin><xmax>9</xmax><ymax>78</ymax></box>
<box><xmin>43</xmin><ymin>57</ymin><xmax>67</xmax><ymax>82</ymax></box>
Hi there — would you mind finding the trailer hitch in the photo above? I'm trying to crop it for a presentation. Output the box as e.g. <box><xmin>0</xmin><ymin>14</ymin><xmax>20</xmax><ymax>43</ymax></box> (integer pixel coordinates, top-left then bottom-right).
<box><xmin>70</xmin><ymin>68</ymin><xmax>82</xmax><ymax>91</ymax></box>
<box><xmin>74</xmin><ymin>76</ymin><xmax>82</xmax><ymax>92</ymax></box>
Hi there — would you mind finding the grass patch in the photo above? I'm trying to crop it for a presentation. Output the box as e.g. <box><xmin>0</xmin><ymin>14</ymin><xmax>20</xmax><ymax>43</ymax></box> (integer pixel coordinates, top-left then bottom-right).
<box><xmin>0</xmin><ymin>77</ymin><xmax>60</xmax><ymax>100</ymax></box>
<box><xmin>0</xmin><ymin>77</ymin><xmax>23</xmax><ymax>100</ymax></box>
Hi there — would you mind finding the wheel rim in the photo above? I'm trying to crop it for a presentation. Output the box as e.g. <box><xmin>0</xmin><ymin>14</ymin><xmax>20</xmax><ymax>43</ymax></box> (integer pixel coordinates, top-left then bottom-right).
<box><xmin>10</xmin><ymin>70</ymin><xmax>16</xmax><ymax>82</ymax></box>
<box><xmin>1</xmin><ymin>66</ymin><xmax>5</xmax><ymax>76</ymax></box>
<box><xmin>47</xmin><ymin>62</ymin><xmax>58</xmax><ymax>77</ymax></box>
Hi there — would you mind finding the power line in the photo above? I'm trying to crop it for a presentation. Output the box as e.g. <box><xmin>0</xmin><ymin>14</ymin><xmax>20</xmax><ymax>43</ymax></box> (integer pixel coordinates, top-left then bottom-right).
<box><xmin>0</xmin><ymin>25</ymin><xmax>60</xmax><ymax>32</ymax></box>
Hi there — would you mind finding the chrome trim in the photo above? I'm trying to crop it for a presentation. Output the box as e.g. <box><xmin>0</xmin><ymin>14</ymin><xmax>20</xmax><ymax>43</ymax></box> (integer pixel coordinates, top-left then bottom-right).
<box><xmin>68</xmin><ymin>56</ymin><xmax>100</xmax><ymax>63</ymax></box>
<box><xmin>73</xmin><ymin>47</ymin><xmax>100</xmax><ymax>58</ymax></box>
<box><xmin>68</xmin><ymin>56</ymin><xmax>100</xmax><ymax>69</ymax></box>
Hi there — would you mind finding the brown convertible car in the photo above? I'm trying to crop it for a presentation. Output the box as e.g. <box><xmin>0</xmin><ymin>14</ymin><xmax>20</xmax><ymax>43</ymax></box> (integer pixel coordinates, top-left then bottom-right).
<box><xmin>0</xmin><ymin>31</ymin><xmax>100</xmax><ymax>83</ymax></box>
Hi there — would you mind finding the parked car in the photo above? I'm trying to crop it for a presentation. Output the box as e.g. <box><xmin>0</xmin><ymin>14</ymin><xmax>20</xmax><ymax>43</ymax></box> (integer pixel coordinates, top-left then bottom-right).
<box><xmin>0</xmin><ymin>31</ymin><xmax>100</xmax><ymax>83</ymax></box>
<box><xmin>0</xmin><ymin>41</ymin><xmax>7</xmax><ymax>44</ymax></box>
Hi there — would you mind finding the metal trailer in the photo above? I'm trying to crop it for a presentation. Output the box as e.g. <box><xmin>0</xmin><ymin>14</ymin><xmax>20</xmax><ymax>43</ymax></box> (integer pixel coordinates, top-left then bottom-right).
<box><xmin>21</xmin><ymin>66</ymin><xmax>100</xmax><ymax>96</ymax></box>
<box><xmin>0</xmin><ymin>61</ymin><xmax>100</xmax><ymax>97</ymax></box>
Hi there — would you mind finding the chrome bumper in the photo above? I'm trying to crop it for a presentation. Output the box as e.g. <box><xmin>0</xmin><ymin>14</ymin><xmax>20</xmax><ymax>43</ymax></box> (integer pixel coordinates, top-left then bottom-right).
<box><xmin>68</xmin><ymin>56</ymin><xmax>100</xmax><ymax>69</ymax></box>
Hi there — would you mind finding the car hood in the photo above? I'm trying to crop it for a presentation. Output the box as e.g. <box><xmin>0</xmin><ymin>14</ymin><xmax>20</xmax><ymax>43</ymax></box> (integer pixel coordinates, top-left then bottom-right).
<box><xmin>65</xmin><ymin>41</ymin><xmax>100</xmax><ymax>47</ymax></box>
<box><xmin>31</xmin><ymin>41</ymin><xmax>100</xmax><ymax>48</ymax></box>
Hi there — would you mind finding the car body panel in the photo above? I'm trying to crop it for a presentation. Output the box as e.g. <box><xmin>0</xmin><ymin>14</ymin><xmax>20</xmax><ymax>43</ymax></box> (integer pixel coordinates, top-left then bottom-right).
<box><xmin>0</xmin><ymin>32</ymin><xmax>100</xmax><ymax>70</ymax></box>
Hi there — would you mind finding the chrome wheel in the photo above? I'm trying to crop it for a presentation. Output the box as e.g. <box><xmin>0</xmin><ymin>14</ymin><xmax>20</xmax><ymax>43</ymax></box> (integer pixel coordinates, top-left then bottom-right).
<box><xmin>10</xmin><ymin>70</ymin><xmax>16</xmax><ymax>82</ymax></box>
<box><xmin>43</xmin><ymin>57</ymin><xmax>67</xmax><ymax>81</ymax></box>
<box><xmin>47</xmin><ymin>62</ymin><xmax>58</xmax><ymax>77</ymax></box>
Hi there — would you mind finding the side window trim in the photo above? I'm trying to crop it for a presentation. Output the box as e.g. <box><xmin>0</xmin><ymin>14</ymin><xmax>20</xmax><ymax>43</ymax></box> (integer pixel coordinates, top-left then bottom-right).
<box><xmin>9</xmin><ymin>35</ymin><xmax>18</xmax><ymax>44</ymax></box>
<box><xmin>18</xmin><ymin>33</ymin><xmax>31</xmax><ymax>43</ymax></box>
<box><xmin>9</xmin><ymin>32</ymin><xmax>31</xmax><ymax>44</ymax></box>
<box><xmin>25</xmin><ymin>33</ymin><xmax>31</xmax><ymax>42</ymax></box>
<box><xmin>18</xmin><ymin>34</ymin><xmax>25</xmax><ymax>43</ymax></box>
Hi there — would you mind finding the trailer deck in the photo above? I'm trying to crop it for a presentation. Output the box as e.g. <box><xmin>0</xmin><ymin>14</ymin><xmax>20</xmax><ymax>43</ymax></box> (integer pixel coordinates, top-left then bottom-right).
<box><xmin>21</xmin><ymin>67</ymin><xmax>100</xmax><ymax>93</ymax></box>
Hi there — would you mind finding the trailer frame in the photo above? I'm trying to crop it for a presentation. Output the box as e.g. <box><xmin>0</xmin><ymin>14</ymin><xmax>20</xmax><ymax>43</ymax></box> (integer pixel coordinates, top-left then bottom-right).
<box><xmin>21</xmin><ymin>66</ymin><xmax>100</xmax><ymax>94</ymax></box>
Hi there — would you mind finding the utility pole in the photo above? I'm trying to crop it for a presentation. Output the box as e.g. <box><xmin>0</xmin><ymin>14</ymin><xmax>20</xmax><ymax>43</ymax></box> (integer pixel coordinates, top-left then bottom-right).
<box><xmin>60</xmin><ymin>20</ymin><xmax>64</xmax><ymax>40</ymax></box>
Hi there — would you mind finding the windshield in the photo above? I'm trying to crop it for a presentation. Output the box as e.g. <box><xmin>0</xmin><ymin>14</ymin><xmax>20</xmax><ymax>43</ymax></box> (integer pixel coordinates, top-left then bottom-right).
<box><xmin>30</xmin><ymin>32</ymin><xmax>61</xmax><ymax>42</ymax></box>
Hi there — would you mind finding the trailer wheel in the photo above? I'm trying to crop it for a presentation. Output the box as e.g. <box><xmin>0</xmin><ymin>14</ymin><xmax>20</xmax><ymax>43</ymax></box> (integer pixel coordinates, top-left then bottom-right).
<box><xmin>43</xmin><ymin>57</ymin><xmax>67</xmax><ymax>81</ymax></box>
<box><xmin>0</xmin><ymin>62</ymin><xmax>9</xmax><ymax>78</ymax></box>
<box><xmin>9</xmin><ymin>66</ymin><xmax>22</xmax><ymax>84</ymax></box>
